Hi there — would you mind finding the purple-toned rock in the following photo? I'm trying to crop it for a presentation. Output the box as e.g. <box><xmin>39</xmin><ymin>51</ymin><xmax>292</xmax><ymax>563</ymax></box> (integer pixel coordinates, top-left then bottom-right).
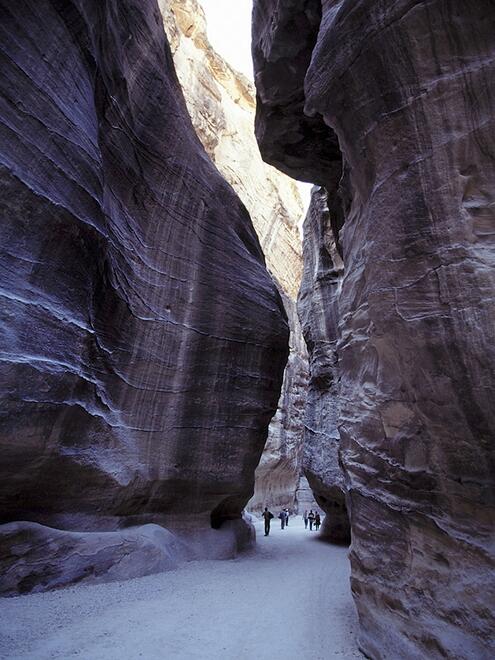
<box><xmin>0</xmin><ymin>0</ymin><xmax>288</xmax><ymax>594</ymax></box>
<box><xmin>249</xmin><ymin>289</ymin><xmax>308</xmax><ymax>513</ymax></box>
<box><xmin>298</xmin><ymin>187</ymin><xmax>349</xmax><ymax>542</ymax></box>
<box><xmin>253</xmin><ymin>1</ymin><xmax>495</xmax><ymax>657</ymax></box>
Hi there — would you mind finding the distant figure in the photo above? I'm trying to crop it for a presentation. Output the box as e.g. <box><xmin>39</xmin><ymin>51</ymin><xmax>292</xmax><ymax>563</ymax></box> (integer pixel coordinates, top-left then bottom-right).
<box><xmin>278</xmin><ymin>509</ymin><xmax>286</xmax><ymax>529</ymax></box>
<box><xmin>303</xmin><ymin>510</ymin><xmax>308</xmax><ymax>529</ymax></box>
<box><xmin>285</xmin><ymin>508</ymin><xmax>290</xmax><ymax>526</ymax></box>
<box><xmin>262</xmin><ymin>507</ymin><xmax>274</xmax><ymax>536</ymax></box>
<box><xmin>308</xmin><ymin>509</ymin><xmax>315</xmax><ymax>531</ymax></box>
<box><xmin>315</xmin><ymin>512</ymin><xmax>321</xmax><ymax>531</ymax></box>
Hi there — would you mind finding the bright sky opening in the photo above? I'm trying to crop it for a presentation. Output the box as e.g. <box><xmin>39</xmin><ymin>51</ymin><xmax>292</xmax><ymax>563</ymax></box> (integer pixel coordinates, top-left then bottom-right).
<box><xmin>198</xmin><ymin>0</ymin><xmax>313</xmax><ymax>219</ymax></box>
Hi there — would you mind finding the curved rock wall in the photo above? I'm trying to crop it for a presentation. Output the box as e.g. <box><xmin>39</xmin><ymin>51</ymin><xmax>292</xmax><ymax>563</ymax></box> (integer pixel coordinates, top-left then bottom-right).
<box><xmin>0</xmin><ymin>0</ymin><xmax>288</xmax><ymax>594</ymax></box>
<box><xmin>253</xmin><ymin>1</ymin><xmax>495</xmax><ymax>658</ymax></box>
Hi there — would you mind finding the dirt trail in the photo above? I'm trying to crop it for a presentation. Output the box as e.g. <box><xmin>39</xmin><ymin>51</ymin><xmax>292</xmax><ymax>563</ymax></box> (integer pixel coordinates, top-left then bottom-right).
<box><xmin>0</xmin><ymin>517</ymin><xmax>362</xmax><ymax>659</ymax></box>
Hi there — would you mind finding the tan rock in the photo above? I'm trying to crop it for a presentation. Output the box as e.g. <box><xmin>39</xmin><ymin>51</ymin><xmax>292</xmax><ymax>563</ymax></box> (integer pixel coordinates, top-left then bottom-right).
<box><xmin>161</xmin><ymin>0</ymin><xmax>303</xmax><ymax>300</ymax></box>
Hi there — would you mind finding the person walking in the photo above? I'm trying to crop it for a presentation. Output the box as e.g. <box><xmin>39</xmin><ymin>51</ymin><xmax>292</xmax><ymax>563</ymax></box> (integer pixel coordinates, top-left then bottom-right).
<box><xmin>303</xmin><ymin>510</ymin><xmax>308</xmax><ymax>529</ymax></box>
<box><xmin>308</xmin><ymin>509</ymin><xmax>315</xmax><ymax>531</ymax></box>
<box><xmin>315</xmin><ymin>512</ymin><xmax>321</xmax><ymax>531</ymax></box>
<box><xmin>278</xmin><ymin>509</ymin><xmax>286</xmax><ymax>530</ymax></box>
<box><xmin>284</xmin><ymin>508</ymin><xmax>290</xmax><ymax>527</ymax></box>
<box><xmin>262</xmin><ymin>507</ymin><xmax>274</xmax><ymax>536</ymax></box>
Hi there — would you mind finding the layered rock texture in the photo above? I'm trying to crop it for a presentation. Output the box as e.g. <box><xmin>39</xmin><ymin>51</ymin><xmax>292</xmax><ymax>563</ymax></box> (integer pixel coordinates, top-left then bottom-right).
<box><xmin>162</xmin><ymin>0</ymin><xmax>308</xmax><ymax>512</ymax></box>
<box><xmin>253</xmin><ymin>1</ymin><xmax>495</xmax><ymax>658</ymax></box>
<box><xmin>298</xmin><ymin>186</ymin><xmax>349</xmax><ymax>541</ymax></box>
<box><xmin>0</xmin><ymin>0</ymin><xmax>289</xmax><ymax>595</ymax></box>
<box><xmin>248</xmin><ymin>291</ymin><xmax>307</xmax><ymax>513</ymax></box>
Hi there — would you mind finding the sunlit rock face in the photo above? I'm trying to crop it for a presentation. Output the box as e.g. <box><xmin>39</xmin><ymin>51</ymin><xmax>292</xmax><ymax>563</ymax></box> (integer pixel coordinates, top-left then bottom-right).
<box><xmin>162</xmin><ymin>0</ymin><xmax>308</xmax><ymax>512</ymax></box>
<box><xmin>0</xmin><ymin>0</ymin><xmax>289</xmax><ymax>594</ymax></box>
<box><xmin>162</xmin><ymin>0</ymin><xmax>303</xmax><ymax>299</ymax></box>
<box><xmin>298</xmin><ymin>187</ymin><xmax>349</xmax><ymax>542</ymax></box>
<box><xmin>253</xmin><ymin>1</ymin><xmax>495</xmax><ymax>658</ymax></box>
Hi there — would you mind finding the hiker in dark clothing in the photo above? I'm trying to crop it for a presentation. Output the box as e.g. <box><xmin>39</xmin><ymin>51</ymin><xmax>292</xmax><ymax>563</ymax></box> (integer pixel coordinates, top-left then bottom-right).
<box><xmin>262</xmin><ymin>507</ymin><xmax>274</xmax><ymax>536</ymax></box>
<box><xmin>315</xmin><ymin>512</ymin><xmax>321</xmax><ymax>531</ymax></box>
<box><xmin>308</xmin><ymin>509</ymin><xmax>315</xmax><ymax>531</ymax></box>
<box><xmin>278</xmin><ymin>510</ymin><xmax>286</xmax><ymax>529</ymax></box>
<box><xmin>284</xmin><ymin>508</ymin><xmax>290</xmax><ymax>526</ymax></box>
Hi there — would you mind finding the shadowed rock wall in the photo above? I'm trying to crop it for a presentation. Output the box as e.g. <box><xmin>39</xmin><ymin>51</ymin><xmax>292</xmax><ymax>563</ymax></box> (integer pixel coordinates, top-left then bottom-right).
<box><xmin>248</xmin><ymin>289</ymin><xmax>308</xmax><ymax>513</ymax></box>
<box><xmin>253</xmin><ymin>1</ymin><xmax>495</xmax><ymax>658</ymax></box>
<box><xmin>298</xmin><ymin>186</ymin><xmax>349</xmax><ymax>542</ymax></box>
<box><xmin>0</xmin><ymin>0</ymin><xmax>288</xmax><ymax>595</ymax></box>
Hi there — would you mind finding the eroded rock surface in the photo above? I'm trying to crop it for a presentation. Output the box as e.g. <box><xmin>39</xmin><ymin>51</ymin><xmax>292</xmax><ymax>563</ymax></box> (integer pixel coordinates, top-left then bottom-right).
<box><xmin>248</xmin><ymin>290</ymin><xmax>308</xmax><ymax>513</ymax></box>
<box><xmin>298</xmin><ymin>187</ymin><xmax>349</xmax><ymax>541</ymax></box>
<box><xmin>0</xmin><ymin>0</ymin><xmax>288</xmax><ymax>594</ymax></box>
<box><xmin>253</xmin><ymin>1</ymin><xmax>495</xmax><ymax>658</ymax></box>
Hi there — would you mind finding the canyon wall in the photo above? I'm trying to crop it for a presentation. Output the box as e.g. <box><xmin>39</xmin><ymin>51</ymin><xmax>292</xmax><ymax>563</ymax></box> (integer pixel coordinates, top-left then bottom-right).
<box><xmin>253</xmin><ymin>1</ymin><xmax>495</xmax><ymax>658</ymax></box>
<box><xmin>0</xmin><ymin>0</ymin><xmax>289</xmax><ymax>595</ymax></box>
<box><xmin>298</xmin><ymin>186</ymin><xmax>349</xmax><ymax>541</ymax></box>
<box><xmin>162</xmin><ymin>0</ymin><xmax>308</xmax><ymax>512</ymax></box>
<box><xmin>248</xmin><ymin>290</ymin><xmax>308</xmax><ymax>513</ymax></box>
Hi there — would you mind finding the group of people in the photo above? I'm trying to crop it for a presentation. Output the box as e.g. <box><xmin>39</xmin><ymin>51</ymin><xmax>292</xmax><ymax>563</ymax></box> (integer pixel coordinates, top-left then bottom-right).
<box><xmin>260</xmin><ymin>507</ymin><xmax>291</xmax><ymax>536</ymax></box>
<box><xmin>303</xmin><ymin>509</ymin><xmax>321</xmax><ymax>531</ymax></box>
<box><xmin>260</xmin><ymin>507</ymin><xmax>322</xmax><ymax>536</ymax></box>
<box><xmin>278</xmin><ymin>508</ymin><xmax>290</xmax><ymax>529</ymax></box>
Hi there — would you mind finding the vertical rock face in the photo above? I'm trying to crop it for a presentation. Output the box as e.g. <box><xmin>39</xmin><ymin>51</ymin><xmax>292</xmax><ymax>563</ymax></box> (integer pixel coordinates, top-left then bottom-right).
<box><xmin>0</xmin><ymin>0</ymin><xmax>289</xmax><ymax>594</ymax></box>
<box><xmin>162</xmin><ymin>0</ymin><xmax>308</xmax><ymax>511</ymax></box>
<box><xmin>253</xmin><ymin>1</ymin><xmax>495</xmax><ymax>658</ymax></box>
<box><xmin>298</xmin><ymin>187</ymin><xmax>349</xmax><ymax>541</ymax></box>
<box><xmin>248</xmin><ymin>290</ymin><xmax>308</xmax><ymax>513</ymax></box>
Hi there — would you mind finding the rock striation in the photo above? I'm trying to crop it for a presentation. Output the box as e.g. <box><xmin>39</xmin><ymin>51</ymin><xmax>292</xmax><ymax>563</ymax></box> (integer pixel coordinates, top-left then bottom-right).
<box><xmin>298</xmin><ymin>186</ymin><xmax>349</xmax><ymax>542</ymax></box>
<box><xmin>253</xmin><ymin>1</ymin><xmax>495</xmax><ymax>658</ymax></box>
<box><xmin>162</xmin><ymin>0</ymin><xmax>308</xmax><ymax>512</ymax></box>
<box><xmin>0</xmin><ymin>0</ymin><xmax>289</xmax><ymax>595</ymax></box>
<box><xmin>248</xmin><ymin>290</ymin><xmax>308</xmax><ymax>513</ymax></box>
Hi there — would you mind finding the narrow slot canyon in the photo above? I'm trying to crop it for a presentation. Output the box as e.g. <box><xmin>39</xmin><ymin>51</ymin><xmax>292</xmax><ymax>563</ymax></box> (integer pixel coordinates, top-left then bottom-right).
<box><xmin>0</xmin><ymin>1</ymin><xmax>494</xmax><ymax>660</ymax></box>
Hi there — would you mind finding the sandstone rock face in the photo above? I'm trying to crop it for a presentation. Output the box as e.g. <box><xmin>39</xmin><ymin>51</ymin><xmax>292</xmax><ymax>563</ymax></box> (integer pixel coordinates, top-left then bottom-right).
<box><xmin>162</xmin><ymin>0</ymin><xmax>308</xmax><ymax>513</ymax></box>
<box><xmin>298</xmin><ymin>187</ymin><xmax>349</xmax><ymax>542</ymax></box>
<box><xmin>0</xmin><ymin>0</ymin><xmax>288</xmax><ymax>594</ymax></box>
<box><xmin>162</xmin><ymin>0</ymin><xmax>303</xmax><ymax>299</ymax></box>
<box><xmin>253</xmin><ymin>1</ymin><xmax>495</xmax><ymax>658</ymax></box>
<box><xmin>248</xmin><ymin>290</ymin><xmax>308</xmax><ymax>513</ymax></box>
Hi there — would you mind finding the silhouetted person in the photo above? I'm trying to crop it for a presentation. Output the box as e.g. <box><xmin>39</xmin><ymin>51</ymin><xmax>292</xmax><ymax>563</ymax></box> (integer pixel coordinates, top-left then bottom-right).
<box><xmin>303</xmin><ymin>510</ymin><xmax>308</xmax><ymax>529</ymax></box>
<box><xmin>285</xmin><ymin>508</ymin><xmax>290</xmax><ymax>526</ymax></box>
<box><xmin>315</xmin><ymin>512</ymin><xmax>321</xmax><ymax>531</ymax></box>
<box><xmin>262</xmin><ymin>507</ymin><xmax>274</xmax><ymax>536</ymax></box>
<box><xmin>278</xmin><ymin>509</ymin><xmax>286</xmax><ymax>529</ymax></box>
<box><xmin>308</xmin><ymin>509</ymin><xmax>315</xmax><ymax>531</ymax></box>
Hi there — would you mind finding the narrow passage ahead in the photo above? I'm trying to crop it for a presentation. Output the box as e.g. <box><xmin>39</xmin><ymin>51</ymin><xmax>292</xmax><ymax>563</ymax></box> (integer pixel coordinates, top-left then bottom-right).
<box><xmin>1</xmin><ymin>517</ymin><xmax>362</xmax><ymax>660</ymax></box>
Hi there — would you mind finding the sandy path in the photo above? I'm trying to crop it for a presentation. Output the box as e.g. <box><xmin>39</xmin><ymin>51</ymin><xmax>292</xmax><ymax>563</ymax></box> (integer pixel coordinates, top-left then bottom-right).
<box><xmin>0</xmin><ymin>517</ymin><xmax>362</xmax><ymax>660</ymax></box>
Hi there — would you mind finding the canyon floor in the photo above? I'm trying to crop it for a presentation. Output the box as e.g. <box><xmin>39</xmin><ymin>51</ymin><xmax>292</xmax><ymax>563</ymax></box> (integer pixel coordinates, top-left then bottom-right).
<box><xmin>0</xmin><ymin>518</ymin><xmax>362</xmax><ymax>660</ymax></box>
